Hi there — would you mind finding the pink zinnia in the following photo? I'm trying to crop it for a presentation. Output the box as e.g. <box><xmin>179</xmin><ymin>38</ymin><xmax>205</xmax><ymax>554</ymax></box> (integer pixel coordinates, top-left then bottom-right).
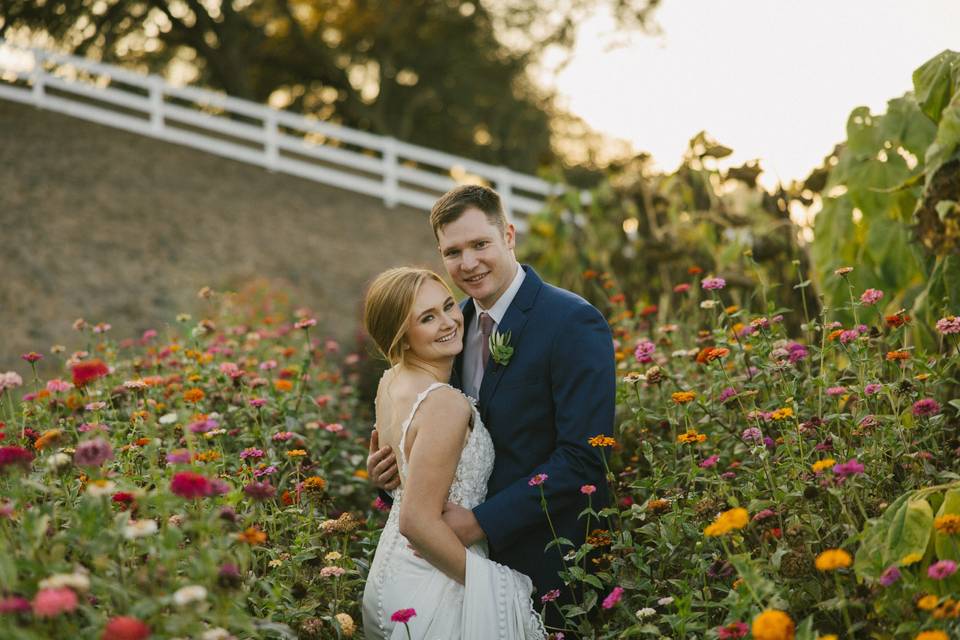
<box><xmin>913</xmin><ymin>398</ymin><xmax>942</xmax><ymax>417</ymax></box>
<box><xmin>540</xmin><ymin>589</ymin><xmax>560</xmax><ymax>603</ymax></box>
<box><xmin>239</xmin><ymin>447</ymin><xmax>264</xmax><ymax>460</ymax></box>
<box><xmin>701</xmin><ymin>277</ymin><xmax>726</xmax><ymax>290</ymax></box>
<box><xmin>32</xmin><ymin>587</ymin><xmax>78</xmax><ymax>618</ymax></box>
<box><xmin>838</xmin><ymin>330</ymin><xmax>859</xmax><ymax>344</ymax></box>
<box><xmin>826</xmin><ymin>386</ymin><xmax>846</xmax><ymax>396</ymax></box>
<box><xmin>673</xmin><ymin>283</ymin><xmax>691</xmax><ymax>293</ymax></box>
<box><xmin>74</xmin><ymin>438</ymin><xmax>114</xmax><ymax>467</ymax></box>
<box><xmin>634</xmin><ymin>339</ymin><xmax>656</xmax><ymax>363</ymax></box>
<box><xmin>21</xmin><ymin>352</ymin><xmax>43</xmax><ymax>363</ymax></box>
<box><xmin>373</xmin><ymin>496</ymin><xmax>392</xmax><ymax>512</ymax></box>
<box><xmin>295</xmin><ymin>318</ymin><xmax>317</xmax><ymax>329</ymax></box>
<box><xmin>860</xmin><ymin>288</ymin><xmax>884</xmax><ymax>305</ymax></box>
<box><xmin>243</xmin><ymin>481</ymin><xmax>276</xmax><ymax>501</ymax></box>
<box><xmin>390</xmin><ymin>608</ymin><xmax>416</xmax><ymax>624</ymax></box>
<box><xmin>832</xmin><ymin>459</ymin><xmax>865</xmax><ymax>477</ymax></box>
<box><xmin>601</xmin><ymin>586</ymin><xmax>624</xmax><ymax>609</ymax></box>
<box><xmin>928</xmin><ymin>560</ymin><xmax>957</xmax><ymax>580</ymax></box>
<box><xmin>165</xmin><ymin>449</ymin><xmax>191</xmax><ymax>464</ymax></box>
<box><xmin>879</xmin><ymin>566</ymin><xmax>901</xmax><ymax>586</ymax></box>
<box><xmin>699</xmin><ymin>455</ymin><xmax>719</xmax><ymax>469</ymax></box>
<box><xmin>864</xmin><ymin>383</ymin><xmax>882</xmax><ymax>395</ymax></box>
<box><xmin>249</xmin><ymin>398</ymin><xmax>267</xmax><ymax>408</ymax></box>
<box><xmin>45</xmin><ymin>379</ymin><xmax>73</xmax><ymax>393</ymax></box>
<box><xmin>580</xmin><ymin>484</ymin><xmax>597</xmax><ymax>495</ymax></box>
<box><xmin>528</xmin><ymin>473</ymin><xmax>548</xmax><ymax>487</ymax></box>
<box><xmin>936</xmin><ymin>315</ymin><xmax>960</xmax><ymax>335</ymax></box>
<box><xmin>170</xmin><ymin>472</ymin><xmax>212</xmax><ymax>499</ymax></box>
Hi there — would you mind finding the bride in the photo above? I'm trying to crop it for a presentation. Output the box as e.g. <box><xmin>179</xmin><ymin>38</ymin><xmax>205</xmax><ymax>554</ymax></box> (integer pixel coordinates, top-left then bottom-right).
<box><xmin>360</xmin><ymin>267</ymin><xmax>545</xmax><ymax>640</ymax></box>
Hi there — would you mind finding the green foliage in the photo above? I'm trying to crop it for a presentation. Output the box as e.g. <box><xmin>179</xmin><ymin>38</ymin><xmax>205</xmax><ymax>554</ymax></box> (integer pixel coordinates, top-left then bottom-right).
<box><xmin>810</xmin><ymin>50</ymin><xmax>960</xmax><ymax>344</ymax></box>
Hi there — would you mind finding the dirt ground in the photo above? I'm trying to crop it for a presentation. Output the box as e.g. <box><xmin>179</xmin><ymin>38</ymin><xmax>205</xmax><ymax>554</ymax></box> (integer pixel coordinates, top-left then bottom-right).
<box><xmin>0</xmin><ymin>99</ymin><xmax>443</xmax><ymax>375</ymax></box>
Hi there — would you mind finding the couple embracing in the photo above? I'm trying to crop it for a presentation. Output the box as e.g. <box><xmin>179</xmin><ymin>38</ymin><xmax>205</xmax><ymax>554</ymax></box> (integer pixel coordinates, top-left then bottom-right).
<box><xmin>360</xmin><ymin>185</ymin><xmax>616</xmax><ymax>639</ymax></box>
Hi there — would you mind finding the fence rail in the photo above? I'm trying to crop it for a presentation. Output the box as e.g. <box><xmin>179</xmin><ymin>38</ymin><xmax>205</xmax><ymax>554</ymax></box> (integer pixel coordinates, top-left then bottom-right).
<box><xmin>0</xmin><ymin>39</ymin><xmax>572</xmax><ymax>228</ymax></box>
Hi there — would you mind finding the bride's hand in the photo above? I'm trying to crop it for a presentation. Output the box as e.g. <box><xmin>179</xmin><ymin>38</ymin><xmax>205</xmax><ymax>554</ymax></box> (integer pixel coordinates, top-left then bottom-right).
<box><xmin>367</xmin><ymin>429</ymin><xmax>400</xmax><ymax>491</ymax></box>
<box><xmin>442</xmin><ymin>502</ymin><xmax>486</xmax><ymax>547</ymax></box>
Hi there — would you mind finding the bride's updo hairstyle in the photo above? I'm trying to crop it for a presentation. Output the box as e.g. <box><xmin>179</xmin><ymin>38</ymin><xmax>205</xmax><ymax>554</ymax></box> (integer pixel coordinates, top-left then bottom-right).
<box><xmin>364</xmin><ymin>267</ymin><xmax>453</xmax><ymax>366</ymax></box>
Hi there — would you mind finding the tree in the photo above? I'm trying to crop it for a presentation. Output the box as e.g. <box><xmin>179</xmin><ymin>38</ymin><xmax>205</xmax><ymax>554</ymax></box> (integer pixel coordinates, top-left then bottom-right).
<box><xmin>0</xmin><ymin>0</ymin><xmax>659</xmax><ymax>173</ymax></box>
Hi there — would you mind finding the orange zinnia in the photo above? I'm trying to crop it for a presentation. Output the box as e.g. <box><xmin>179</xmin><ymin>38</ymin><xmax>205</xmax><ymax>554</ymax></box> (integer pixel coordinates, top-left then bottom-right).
<box><xmin>183</xmin><ymin>388</ymin><xmax>205</xmax><ymax>403</ymax></box>
<box><xmin>274</xmin><ymin>379</ymin><xmax>294</xmax><ymax>392</ymax></box>
<box><xmin>237</xmin><ymin>526</ymin><xmax>267</xmax><ymax>545</ymax></box>
<box><xmin>886</xmin><ymin>351</ymin><xmax>910</xmax><ymax>361</ymax></box>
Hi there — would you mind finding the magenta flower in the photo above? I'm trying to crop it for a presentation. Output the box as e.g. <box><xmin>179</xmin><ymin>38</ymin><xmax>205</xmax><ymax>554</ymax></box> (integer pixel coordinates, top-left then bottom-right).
<box><xmin>860</xmin><ymin>288</ymin><xmax>884</xmax><ymax>305</ymax></box>
<box><xmin>936</xmin><ymin>315</ymin><xmax>960</xmax><ymax>335</ymax></box>
<box><xmin>787</xmin><ymin>342</ymin><xmax>808</xmax><ymax>363</ymax></box>
<box><xmin>879</xmin><ymin>565</ymin><xmax>901</xmax><ymax>586</ymax></box>
<box><xmin>913</xmin><ymin>398</ymin><xmax>942</xmax><ymax>417</ymax></box>
<box><xmin>718</xmin><ymin>387</ymin><xmax>738</xmax><ymax>403</ymax></box>
<box><xmin>839</xmin><ymin>330</ymin><xmax>859</xmax><ymax>344</ymax></box>
<box><xmin>826</xmin><ymin>386</ymin><xmax>846</xmax><ymax>396</ymax></box>
<box><xmin>0</xmin><ymin>446</ymin><xmax>34</xmax><ymax>471</ymax></box>
<box><xmin>188</xmin><ymin>418</ymin><xmax>218</xmax><ymax>434</ymax></box>
<box><xmin>752</xmin><ymin>509</ymin><xmax>776</xmax><ymax>522</ymax></box>
<box><xmin>243</xmin><ymin>481</ymin><xmax>276</xmax><ymax>501</ymax></box>
<box><xmin>253</xmin><ymin>465</ymin><xmax>278</xmax><ymax>478</ymax></box>
<box><xmin>272</xmin><ymin>431</ymin><xmax>294</xmax><ymax>441</ymax></box>
<box><xmin>166</xmin><ymin>449</ymin><xmax>191</xmax><ymax>464</ymax></box>
<box><xmin>928</xmin><ymin>560</ymin><xmax>957</xmax><ymax>580</ymax></box>
<box><xmin>0</xmin><ymin>596</ymin><xmax>31</xmax><ymax>614</ymax></box>
<box><xmin>390</xmin><ymin>608</ymin><xmax>416</xmax><ymax>624</ymax></box>
<box><xmin>699</xmin><ymin>455</ymin><xmax>719</xmax><ymax>469</ymax></box>
<box><xmin>373</xmin><ymin>496</ymin><xmax>392</xmax><ymax>512</ymax></box>
<box><xmin>717</xmin><ymin>622</ymin><xmax>749</xmax><ymax>639</ymax></box>
<box><xmin>601</xmin><ymin>586</ymin><xmax>624</xmax><ymax>609</ymax></box>
<box><xmin>170</xmin><ymin>471</ymin><xmax>213</xmax><ymax>499</ymax></box>
<box><xmin>249</xmin><ymin>398</ymin><xmax>268</xmax><ymax>408</ymax></box>
<box><xmin>741</xmin><ymin>427</ymin><xmax>763</xmax><ymax>443</ymax></box>
<box><xmin>239</xmin><ymin>448</ymin><xmax>265</xmax><ymax>460</ymax></box>
<box><xmin>832</xmin><ymin>459</ymin><xmax>865</xmax><ymax>478</ymax></box>
<box><xmin>20</xmin><ymin>352</ymin><xmax>43</xmax><ymax>363</ymax></box>
<box><xmin>701</xmin><ymin>277</ymin><xmax>726</xmax><ymax>290</ymax></box>
<box><xmin>528</xmin><ymin>473</ymin><xmax>548</xmax><ymax>487</ymax></box>
<box><xmin>864</xmin><ymin>383</ymin><xmax>882</xmax><ymax>395</ymax></box>
<box><xmin>634</xmin><ymin>339</ymin><xmax>656</xmax><ymax>363</ymax></box>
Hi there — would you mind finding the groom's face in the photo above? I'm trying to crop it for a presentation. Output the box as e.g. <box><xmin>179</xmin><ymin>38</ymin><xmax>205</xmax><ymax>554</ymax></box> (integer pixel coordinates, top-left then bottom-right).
<box><xmin>436</xmin><ymin>207</ymin><xmax>517</xmax><ymax>310</ymax></box>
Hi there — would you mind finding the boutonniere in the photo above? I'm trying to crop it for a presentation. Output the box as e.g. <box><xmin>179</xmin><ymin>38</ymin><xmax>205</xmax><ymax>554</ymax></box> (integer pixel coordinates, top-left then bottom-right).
<box><xmin>489</xmin><ymin>330</ymin><xmax>514</xmax><ymax>367</ymax></box>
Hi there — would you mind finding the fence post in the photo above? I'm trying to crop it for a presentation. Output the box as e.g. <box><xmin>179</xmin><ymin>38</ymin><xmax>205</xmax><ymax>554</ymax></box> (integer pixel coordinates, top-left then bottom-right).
<box><xmin>264</xmin><ymin>110</ymin><xmax>278</xmax><ymax>171</ymax></box>
<box><xmin>149</xmin><ymin>76</ymin><xmax>164</xmax><ymax>133</ymax></box>
<box><xmin>496</xmin><ymin>167</ymin><xmax>514</xmax><ymax>221</ymax></box>
<box><xmin>31</xmin><ymin>49</ymin><xmax>45</xmax><ymax>108</ymax></box>
<box><xmin>382</xmin><ymin>136</ymin><xmax>398</xmax><ymax>208</ymax></box>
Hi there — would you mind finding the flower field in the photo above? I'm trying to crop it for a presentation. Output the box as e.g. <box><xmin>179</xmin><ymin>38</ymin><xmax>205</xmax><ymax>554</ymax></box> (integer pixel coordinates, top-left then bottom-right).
<box><xmin>2</xmin><ymin>266</ymin><xmax>960</xmax><ymax>639</ymax></box>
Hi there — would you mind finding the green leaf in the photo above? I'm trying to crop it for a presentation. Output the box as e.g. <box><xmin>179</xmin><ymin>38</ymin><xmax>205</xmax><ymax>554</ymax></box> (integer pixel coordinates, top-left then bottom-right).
<box><xmin>884</xmin><ymin>498</ymin><xmax>934</xmax><ymax>566</ymax></box>
<box><xmin>912</xmin><ymin>50</ymin><xmax>960</xmax><ymax>123</ymax></box>
<box><xmin>935</xmin><ymin>489</ymin><xmax>960</xmax><ymax>561</ymax></box>
<box><xmin>855</xmin><ymin>491</ymin><xmax>912</xmax><ymax>580</ymax></box>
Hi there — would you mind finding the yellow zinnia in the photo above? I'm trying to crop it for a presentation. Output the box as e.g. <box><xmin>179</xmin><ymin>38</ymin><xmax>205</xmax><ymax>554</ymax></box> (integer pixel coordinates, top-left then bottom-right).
<box><xmin>917</xmin><ymin>594</ymin><xmax>940</xmax><ymax>611</ymax></box>
<box><xmin>704</xmin><ymin>507</ymin><xmax>749</xmax><ymax>537</ymax></box>
<box><xmin>814</xmin><ymin>549</ymin><xmax>852</xmax><ymax>571</ymax></box>
<box><xmin>935</xmin><ymin>514</ymin><xmax>960</xmax><ymax>535</ymax></box>
<box><xmin>915</xmin><ymin>632</ymin><xmax>949</xmax><ymax>640</ymax></box>
<box><xmin>751</xmin><ymin>609</ymin><xmax>795</xmax><ymax>640</ymax></box>
<box><xmin>671</xmin><ymin>391</ymin><xmax>696</xmax><ymax>404</ymax></box>
<box><xmin>811</xmin><ymin>458</ymin><xmax>836</xmax><ymax>473</ymax></box>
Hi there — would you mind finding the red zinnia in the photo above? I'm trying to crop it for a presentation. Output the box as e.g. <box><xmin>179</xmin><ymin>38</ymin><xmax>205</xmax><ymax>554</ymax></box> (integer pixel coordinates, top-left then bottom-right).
<box><xmin>0</xmin><ymin>446</ymin><xmax>34</xmax><ymax>470</ymax></box>
<box><xmin>102</xmin><ymin>616</ymin><xmax>151</xmax><ymax>640</ymax></box>
<box><xmin>170</xmin><ymin>472</ymin><xmax>212</xmax><ymax>499</ymax></box>
<box><xmin>71</xmin><ymin>359</ymin><xmax>110</xmax><ymax>387</ymax></box>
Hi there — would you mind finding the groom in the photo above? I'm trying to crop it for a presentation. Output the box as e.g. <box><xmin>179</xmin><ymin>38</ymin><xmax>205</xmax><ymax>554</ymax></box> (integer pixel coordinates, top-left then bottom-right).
<box><xmin>368</xmin><ymin>185</ymin><xmax>615</xmax><ymax>629</ymax></box>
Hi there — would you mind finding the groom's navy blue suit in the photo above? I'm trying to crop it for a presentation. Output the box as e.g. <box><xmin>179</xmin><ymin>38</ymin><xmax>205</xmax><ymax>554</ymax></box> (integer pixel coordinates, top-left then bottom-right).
<box><xmin>452</xmin><ymin>265</ymin><xmax>615</xmax><ymax>614</ymax></box>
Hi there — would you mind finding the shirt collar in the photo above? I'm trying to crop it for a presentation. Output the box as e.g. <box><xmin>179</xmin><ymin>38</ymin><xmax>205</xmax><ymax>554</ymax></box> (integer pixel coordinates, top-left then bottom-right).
<box><xmin>473</xmin><ymin>264</ymin><xmax>525</xmax><ymax>326</ymax></box>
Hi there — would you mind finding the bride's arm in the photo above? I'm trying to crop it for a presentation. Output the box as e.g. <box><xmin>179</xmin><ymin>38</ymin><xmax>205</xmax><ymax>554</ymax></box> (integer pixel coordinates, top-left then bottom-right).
<box><xmin>398</xmin><ymin>387</ymin><xmax>473</xmax><ymax>584</ymax></box>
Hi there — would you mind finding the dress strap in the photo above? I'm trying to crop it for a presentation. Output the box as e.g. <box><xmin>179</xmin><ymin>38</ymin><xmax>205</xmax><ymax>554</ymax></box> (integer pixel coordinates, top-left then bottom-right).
<box><xmin>397</xmin><ymin>382</ymin><xmax>451</xmax><ymax>481</ymax></box>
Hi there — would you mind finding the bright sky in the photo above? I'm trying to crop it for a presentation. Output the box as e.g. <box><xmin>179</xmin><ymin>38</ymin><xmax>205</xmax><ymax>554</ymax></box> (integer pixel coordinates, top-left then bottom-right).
<box><xmin>541</xmin><ymin>0</ymin><xmax>960</xmax><ymax>188</ymax></box>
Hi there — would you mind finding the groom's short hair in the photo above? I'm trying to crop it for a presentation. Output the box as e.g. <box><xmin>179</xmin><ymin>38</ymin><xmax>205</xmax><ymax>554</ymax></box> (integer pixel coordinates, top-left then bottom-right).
<box><xmin>430</xmin><ymin>185</ymin><xmax>508</xmax><ymax>239</ymax></box>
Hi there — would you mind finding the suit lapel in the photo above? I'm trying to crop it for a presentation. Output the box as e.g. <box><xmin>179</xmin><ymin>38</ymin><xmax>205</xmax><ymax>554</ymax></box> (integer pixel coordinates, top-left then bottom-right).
<box><xmin>478</xmin><ymin>266</ymin><xmax>542</xmax><ymax>417</ymax></box>
<box><xmin>451</xmin><ymin>298</ymin><xmax>474</xmax><ymax>391</ymax></box>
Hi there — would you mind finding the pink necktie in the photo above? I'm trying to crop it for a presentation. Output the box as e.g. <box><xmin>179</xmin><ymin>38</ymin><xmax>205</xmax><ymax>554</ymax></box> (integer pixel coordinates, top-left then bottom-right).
<box><xmin>479</xmin><ymin>312</ymin><xmax>495</xmax><ymax>369</ymax></box>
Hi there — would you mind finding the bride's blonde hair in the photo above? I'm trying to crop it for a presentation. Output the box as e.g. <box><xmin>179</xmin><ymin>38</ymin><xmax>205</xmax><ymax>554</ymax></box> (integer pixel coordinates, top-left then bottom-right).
<box><xmin>363</xmin><ymin>267</ymin><xmax>453</xmax><ymax>366</ymax></box>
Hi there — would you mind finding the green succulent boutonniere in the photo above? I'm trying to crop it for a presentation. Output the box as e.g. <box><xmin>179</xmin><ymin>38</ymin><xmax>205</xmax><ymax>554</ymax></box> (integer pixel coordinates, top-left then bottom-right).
<box><xmin>489</xmin><ymin>330</ymin><xmax>514</xmax><ymax>367</ymax></box>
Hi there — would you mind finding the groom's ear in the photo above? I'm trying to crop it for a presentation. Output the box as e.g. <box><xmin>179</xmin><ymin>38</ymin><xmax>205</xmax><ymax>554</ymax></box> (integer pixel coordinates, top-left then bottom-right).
<box><xmin>504</xmin><ymin>223</ymin><xmax>516</xmax><ymax>250</ymax></box>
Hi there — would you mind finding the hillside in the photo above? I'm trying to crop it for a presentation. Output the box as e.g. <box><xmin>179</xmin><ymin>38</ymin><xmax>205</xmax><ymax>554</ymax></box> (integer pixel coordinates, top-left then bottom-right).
<box><xmin>0</xmin><ymin>99</ymin><xmax>442</xmax><ymax>371</ymax></box>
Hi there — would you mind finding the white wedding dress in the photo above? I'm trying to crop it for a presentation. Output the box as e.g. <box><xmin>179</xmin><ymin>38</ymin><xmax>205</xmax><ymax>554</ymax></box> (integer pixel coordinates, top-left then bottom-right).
<box><xmin>362</xmin><ymin>382</ymin><xmax>546</xmax><ymax>640</ymax></box>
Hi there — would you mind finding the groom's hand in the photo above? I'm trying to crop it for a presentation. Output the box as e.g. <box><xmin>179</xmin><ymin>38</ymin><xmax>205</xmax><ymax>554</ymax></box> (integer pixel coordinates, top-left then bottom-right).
<box><xmin>367</xmin><ymin>429</ymin><xmax>400</xmax><ymax>491</ymax></box>
<box><xmin>442</xmin><ymin>502</ymin><xmax>486</xmax><ymax>546</ymax></box>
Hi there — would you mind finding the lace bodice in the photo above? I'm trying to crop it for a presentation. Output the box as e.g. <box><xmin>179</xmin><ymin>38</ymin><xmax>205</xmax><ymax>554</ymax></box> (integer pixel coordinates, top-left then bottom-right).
<box><xmin>392</xmin><ymin>382</ymin><xmax>494</xmax><ymax>510</ymax></box>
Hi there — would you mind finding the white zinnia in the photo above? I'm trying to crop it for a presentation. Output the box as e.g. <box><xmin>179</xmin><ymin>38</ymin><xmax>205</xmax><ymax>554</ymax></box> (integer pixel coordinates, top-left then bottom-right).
<box><xmin>173</xmin><ymin>585</ymin><xmax>208</xmax><ymax>607</ymax></box>
<box><xmin>700</xmin><ymin>300</ymin><xmax>718</xmax><ymax>309</ymax></box>
<box><xmin>86</xmin><ymin>480</ymin><xmax>116</xmax><ymax>497</ymax></box>
<box><xmin>635</xmin><ymin>607</ymin><xmax>656</xmax><ymax>619</ymax></box>
<box><xmin>158</xmin><ymin>412</ymin><xmax>178</xmax><ymax>425</ymax></box>
<box><xmin>39</xmin><ymin>571</ymin><xmax>90</xmax><ymax>592</ymax></box>
<box><xmin>47</xmin><ymin>453</ymin><xmax>72</xmax><ymax>469</ymax></box>
<box><xmin>123</xmin><ymin>519</ymin><xmax>159</xmax><ymax>539</ymax></box>
<box><xmin>200</xmin><ymin>628</ymin><xmax>234</xmax><ymax>640</ymax></box>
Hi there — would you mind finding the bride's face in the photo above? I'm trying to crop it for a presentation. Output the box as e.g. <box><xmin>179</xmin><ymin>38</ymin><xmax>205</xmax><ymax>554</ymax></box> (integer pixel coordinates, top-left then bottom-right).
<box><xmin>404</xmin><ymin>279</ymin><xmax>464</xmax><ymax>361</ymax></box>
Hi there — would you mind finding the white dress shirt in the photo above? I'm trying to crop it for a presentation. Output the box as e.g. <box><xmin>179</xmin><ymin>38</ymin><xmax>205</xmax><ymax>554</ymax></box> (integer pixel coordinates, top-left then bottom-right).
<box><xmin>463</xmin><ymin>264</ymin><xmax>526</xmax><ymax>400</ymax></box>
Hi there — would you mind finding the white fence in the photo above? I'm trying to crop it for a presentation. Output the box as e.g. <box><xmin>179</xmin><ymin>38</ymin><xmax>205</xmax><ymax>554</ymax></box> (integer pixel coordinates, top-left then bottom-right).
<box><xmin>0</xmin><ymin>39</ymin><xmax>569</xmax><ymax>228</ymax></box>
